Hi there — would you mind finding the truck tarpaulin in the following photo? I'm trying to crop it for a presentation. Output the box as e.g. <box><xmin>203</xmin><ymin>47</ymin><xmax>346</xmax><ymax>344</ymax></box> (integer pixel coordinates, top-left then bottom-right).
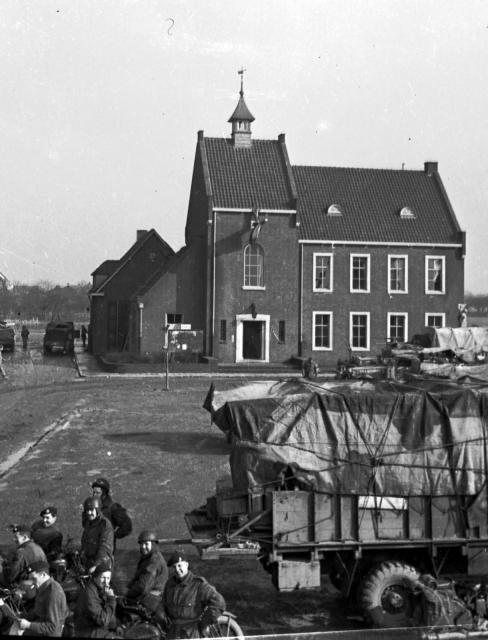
<box><xmin>204</xmin><ymin>378</ymin><xmax>488</xmax><ymax>497</ymax></box>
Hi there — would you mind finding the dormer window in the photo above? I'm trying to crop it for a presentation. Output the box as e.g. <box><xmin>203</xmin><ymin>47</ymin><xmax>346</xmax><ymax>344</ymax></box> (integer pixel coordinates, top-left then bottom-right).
<box><xmin>326</xmin><ymin>204</ymin><xmax>342</xmax><ymax>216</ymax></box>
<box><xmin>399</xmin><ymin>206</ymin><xmax>415</xmax><ymax>218</ymax></box>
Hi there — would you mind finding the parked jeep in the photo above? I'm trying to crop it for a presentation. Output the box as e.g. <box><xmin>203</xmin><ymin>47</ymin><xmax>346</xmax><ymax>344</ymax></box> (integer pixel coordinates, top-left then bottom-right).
<box><xmin>0</xmin><ymin>320</ymin><xmax>15</xmax><ymax>351</ymax></box>
<box><xmin>43</xmin><ymin>321</ymin><xmax>77</xmax><ymax>355</ymax></box>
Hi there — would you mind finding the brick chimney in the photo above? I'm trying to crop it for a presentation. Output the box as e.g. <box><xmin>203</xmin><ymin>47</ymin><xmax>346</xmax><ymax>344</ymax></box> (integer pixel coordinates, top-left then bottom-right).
<box><xmin>424</xmin><ymin>161</ymin><xmax>438</xmax><ymax>176</ymax></box>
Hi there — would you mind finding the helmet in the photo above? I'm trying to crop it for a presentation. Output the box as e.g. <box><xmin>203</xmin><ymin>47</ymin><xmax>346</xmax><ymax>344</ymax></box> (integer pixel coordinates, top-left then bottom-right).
<box><xmin>91</xmin><ymin>477</ymin><xmax>110</xmax><ymax>494</ymax></box>
<box><xmin>137</xmin><ymin>530</ymin><xmax>159</xmax><ymax>544</ymax></box>
<box><xmin>83</xmin><ymin>496</ymin><xmax>102</xmax><ymax>512</ymax></box>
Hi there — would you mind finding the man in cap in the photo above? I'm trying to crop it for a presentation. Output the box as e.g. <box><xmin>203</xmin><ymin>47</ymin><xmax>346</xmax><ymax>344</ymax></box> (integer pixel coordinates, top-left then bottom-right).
<box><xmin>126</xmin><ymin>530</ymin><xmax>168</xmax><ymax>613</ymax></box>
<box><xmin>90</xmin><ymin>477</ymin><xmax>132</xmax><ymax>545</ymax></box>
<box><xmin>1</xmin><ymin>523</ymin><xmax>47</xmax><ymax>586</ymax></box>
<box><xmin>162</xmin><ymin>550</ymin><xmax>225</xmax><ymax>639</ymax></box>
<box><xmin>31</xmin><ymin>506</ymin><xmax>63</xmax><ymax>561</ymax></box>
<box><xmin>73</xmin><ymin>561</ymin><xmax>117</xmax><ymax>638</ymax></box>
<box><xmin>11</xmin><ymin>559</ymin><xmax>68</xmax><ymax>636</ymax></box>
<box><xmin>80</xmin><ymin>497</ymin><xmax>114</xmax><ymax>575</ymax></box>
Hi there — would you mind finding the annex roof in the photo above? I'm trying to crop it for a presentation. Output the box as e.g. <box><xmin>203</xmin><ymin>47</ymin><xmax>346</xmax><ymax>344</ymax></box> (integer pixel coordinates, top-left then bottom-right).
<box><xmin>203</xmin><ymin>137</ymin><xmax>295</xmax><ymax>210</ymax></box>
<box><xmin>294</xmin><ymin>165</ymin><xmax>463</xmax><ymax>244</ymax></box>
<box><xmin>91</xmin><ymin>260</ymin><xmax>119</xmax><ymax>277</ymax></box>
<box><xmin>91</xmin><ymin>229</ymin><xmax>175</xmax><ymax>294</ymax></box>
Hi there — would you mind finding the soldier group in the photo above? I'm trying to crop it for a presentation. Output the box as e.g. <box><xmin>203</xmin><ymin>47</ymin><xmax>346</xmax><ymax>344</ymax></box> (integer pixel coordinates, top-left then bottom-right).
<box><xmin>0</xmin><ymin>476</ymin><xmax>226</xmax><ymax>638</ymax></box>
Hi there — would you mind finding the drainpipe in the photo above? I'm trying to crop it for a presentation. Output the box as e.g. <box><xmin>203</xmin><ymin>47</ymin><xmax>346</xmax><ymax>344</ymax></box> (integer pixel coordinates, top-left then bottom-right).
<box><xmin>137</xmin><ymin>301</ymin><xmax>144</xmax><ymax>354</ymax></box>
<box><xmin>299</xmin><ymin>243</ymin><xmax>304</xmax><ymax>356</ymax></box>
<box><xmin>212</xmin><ymin>209</ymin><xmax>216</xmax><ymax>356</ymax></box>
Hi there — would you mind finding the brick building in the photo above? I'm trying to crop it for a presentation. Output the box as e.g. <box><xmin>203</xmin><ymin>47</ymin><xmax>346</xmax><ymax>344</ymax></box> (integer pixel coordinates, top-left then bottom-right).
<box><xmin>89</xmin><ymin>229</ymin><xmax>174</xmax><ymax>355</ymax></box>
<box><xmin>89</xmin><ymin>80</ymin><xmax>465</xmax><ymax>367</ymax></box>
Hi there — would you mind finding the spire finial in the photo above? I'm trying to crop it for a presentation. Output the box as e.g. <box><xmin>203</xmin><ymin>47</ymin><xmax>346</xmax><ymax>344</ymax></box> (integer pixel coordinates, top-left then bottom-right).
<box><xmin>238</xmin><ymin>67</ymin><xmax>246</xmax><ymax>95</ymax></box>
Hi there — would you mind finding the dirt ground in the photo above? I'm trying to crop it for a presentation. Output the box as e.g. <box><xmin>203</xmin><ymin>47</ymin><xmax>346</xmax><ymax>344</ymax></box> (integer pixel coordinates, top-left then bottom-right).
<box><xmin>0</xmin><ymin>340</ymin><xmax>367</xmax><ymax>636</ymax></box>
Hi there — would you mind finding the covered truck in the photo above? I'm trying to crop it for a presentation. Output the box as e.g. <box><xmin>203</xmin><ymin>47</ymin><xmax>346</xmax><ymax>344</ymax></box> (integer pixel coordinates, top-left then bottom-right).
<box><xmin>186</xmin><ymin>376</ymin><xmax>488</xmax><ymax>628</ymax></box>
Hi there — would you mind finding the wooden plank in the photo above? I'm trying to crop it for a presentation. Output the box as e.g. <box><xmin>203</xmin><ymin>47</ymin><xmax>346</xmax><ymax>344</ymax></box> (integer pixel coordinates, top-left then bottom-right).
<box><xmin>340</xmin><ymin>495</ymin><xmax>358</xmax><ymax>540</ymax></box>
<box><xmin>272</xmin><ymin>491</ymin><xmax>312</xmax><ymax>544</ymax></box>
<box><xmin>314</xmin><ymin>493</ymin><xmax>337</xmax><ymax>542</ymax></box>
<box><xmin>431</xmin><ymin>496</ymin><xmax>465</xmax><ymax>538</ymax></box>
<box><xmin>408</xmin><ymin>497</ymin><xmax>429</xmax><ymax>539</ymax></box>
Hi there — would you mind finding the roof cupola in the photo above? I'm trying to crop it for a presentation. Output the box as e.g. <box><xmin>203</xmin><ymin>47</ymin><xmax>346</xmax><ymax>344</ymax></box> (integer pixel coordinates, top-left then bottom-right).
<box><xmin>228</xmin><ymin>68</ymin><xmax>255</xmax><ymax>148</ymax></box>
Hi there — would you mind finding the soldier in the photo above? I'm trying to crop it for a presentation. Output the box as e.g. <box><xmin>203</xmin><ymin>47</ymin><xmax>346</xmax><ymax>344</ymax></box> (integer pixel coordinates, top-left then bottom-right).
<box><xmin>31</xmin><ymin>506</ymin><xmax>63</xmax><ymax>561</ymax></box>
<box><xmin>90</xmin><ymin>477</ymin><xmax>132</xmax><ymax>546</ymax></box>
<box><xmin>21</xmin><ymin>324</ymin><xmax>30</xmax><ymax>349</ymax></box>
<box><xmin>0</xmin><ymin>344</ymin><xmax>7</xmax><ymax>379</ymax></box>
<box><xmin>302</xmin><ymin>356</ymin><xmax>319</xmax><ymax>380</ymax></box>
<box><xmin>80</xmin><ymin>497</ymin><xmax>114</xmax><ymax>575</ymax></box>
<box><xmin>126</xmin><ymin>530</ymin><xmax>168</xmax><ymax>613</ymax></box>
<box><xmin>162</xmin><ymin>550</ymin><xmax>225</xmax><ymax>639</ymax></box>
<box><xmin>14</xmin><ymin>559</ymin><xmax>68</xmax><ymax>637</ymax></box>
<box><xmin>1</xmin><ymin>523</ymin><xmax>47</xmax><ymax>585</ymax></box>
<box><xmin>73</xmin><ymin>562</ymin><xmax>117</xmax><ymax>638</ymax></box>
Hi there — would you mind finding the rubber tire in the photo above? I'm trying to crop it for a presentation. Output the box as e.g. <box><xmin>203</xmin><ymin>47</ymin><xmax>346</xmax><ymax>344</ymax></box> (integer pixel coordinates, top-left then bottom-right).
<box><xmin>358</xmin><ymin>561</ymin><xmax>420</xmax><ymax>628</ymax></box>
<box><xmin>211</xmin><ymin>614</ymin><xmax>245</xmax><ymax>639</ymax></box>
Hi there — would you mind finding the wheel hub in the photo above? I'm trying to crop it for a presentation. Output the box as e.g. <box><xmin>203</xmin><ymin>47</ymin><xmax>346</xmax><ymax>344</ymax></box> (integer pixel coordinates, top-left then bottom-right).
<box><xmin>382</xmin><ymin>586</ymin><xmax>408</xmax><ymax>613</ymax></box>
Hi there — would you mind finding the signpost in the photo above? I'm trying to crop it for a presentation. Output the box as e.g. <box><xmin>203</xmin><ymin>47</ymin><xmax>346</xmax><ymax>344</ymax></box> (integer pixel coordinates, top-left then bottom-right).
<box><xmin>162</xmin><ymin>324</ymin><xmax>170</xmax><ymax>391</ymax></box>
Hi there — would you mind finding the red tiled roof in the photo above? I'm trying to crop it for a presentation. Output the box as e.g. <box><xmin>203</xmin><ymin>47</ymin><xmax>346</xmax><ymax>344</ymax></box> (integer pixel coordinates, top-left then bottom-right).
<box><xmin>204</xmin><ymin>137</ymin><xmax>294</xmax><ymax>210</ymax></box>
<box><xmin>294</xmin><ymin>165</ymin><xmax>462</xmax><ymax>244</ymax></box>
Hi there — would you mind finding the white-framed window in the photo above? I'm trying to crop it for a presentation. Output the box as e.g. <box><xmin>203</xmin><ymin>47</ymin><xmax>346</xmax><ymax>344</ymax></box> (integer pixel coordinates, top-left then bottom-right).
<box><xmin>387</xmin><ymin>312</ymin><xmax>408</xmax><ymax>343</ymax></box>
<box><xmin>349</xmin><ymin>312</ymin><xmax>370</xmax><ymax>351</ymax></box>
<box><xmin>350</xmin><ymin>254</ymin><xmax>370</xmax><ymax>293</ymax></box>
<box><xmin>313</xmin><ymin>253</ymin><xmax>333</xmax><ymax>292</ymax></box>
<box><xmin>425</xmin><ymin>313</ymin><xmax>445</xmax><ymax>328</ymax></box>
<box><xmin>388</xmin><ymin>255</ymin><xmax>408</xmax><ymax>294</ymax></box>
<box><xmin>425</xmin><ymin>256</ymin><xmax>445</xmax><ymax>294</ymax></box>
<box><xmin>312</xmin><ymin>311</ymin><xmax>333</xmax><ymax>350</ymax></box>
<box><xmin>243</xmin><ymin>244</ymin><xmax>265</xmax><ymax>289</ymax></box>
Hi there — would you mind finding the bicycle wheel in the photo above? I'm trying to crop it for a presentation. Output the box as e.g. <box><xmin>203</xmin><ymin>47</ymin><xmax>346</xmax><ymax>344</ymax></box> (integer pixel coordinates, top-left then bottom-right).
<box><xmin>207</xmin><ymin>614</ymin><xmax>244</xmax><ymax>639</ymax></box>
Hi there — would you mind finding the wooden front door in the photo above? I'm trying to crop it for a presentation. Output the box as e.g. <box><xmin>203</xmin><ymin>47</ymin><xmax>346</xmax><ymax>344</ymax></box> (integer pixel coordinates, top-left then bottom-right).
<box><xmin>242</xmin><ymin>321</ymin><xmax>264</xmax><ymax>360</ymax></box>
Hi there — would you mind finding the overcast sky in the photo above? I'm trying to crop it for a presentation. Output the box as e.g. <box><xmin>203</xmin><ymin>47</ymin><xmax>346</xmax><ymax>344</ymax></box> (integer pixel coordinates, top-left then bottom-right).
<box><xmin>1</xmin><ymin>0</ymin><xmax>487</xmax><ymax>293</ymax></box>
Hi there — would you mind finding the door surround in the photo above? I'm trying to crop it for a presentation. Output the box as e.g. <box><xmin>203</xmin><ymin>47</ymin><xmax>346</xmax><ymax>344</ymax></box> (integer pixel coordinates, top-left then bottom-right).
<box><xmin>235</xmin><ymin>313</ymin><xmax>270</xmax><ymax>363</ymax></box>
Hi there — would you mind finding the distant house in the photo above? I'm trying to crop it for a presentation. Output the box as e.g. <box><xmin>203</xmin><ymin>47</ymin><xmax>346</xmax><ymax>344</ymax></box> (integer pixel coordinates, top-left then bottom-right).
<box><xmin>89</xmin><ymin>229</ymin><xmax>174</xmax><ymax>354</ymax></box>
<box><xmin>90</xmin><ymin>80</ymin><xmax>466</xmax><ymax>367</ymax></box>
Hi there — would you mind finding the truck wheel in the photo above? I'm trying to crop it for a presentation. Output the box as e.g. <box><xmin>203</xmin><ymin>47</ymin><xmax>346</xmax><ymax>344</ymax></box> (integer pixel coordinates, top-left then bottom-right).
<box><xmin>359</xmin><ymin>561</ymin><xmax>420</xmax><ymax>628</ymax></box>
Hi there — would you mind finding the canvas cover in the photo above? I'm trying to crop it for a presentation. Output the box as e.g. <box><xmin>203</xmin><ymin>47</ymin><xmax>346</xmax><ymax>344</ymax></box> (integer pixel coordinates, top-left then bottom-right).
<box><xmin>204</xmin><ymin>378</ymin><xmax>488</xmax><ymax>497</ymax></box>
<box><xmin>434</xmin><ymin>327</ymin><xmax>488</xmax><ymax>354</ymax></box>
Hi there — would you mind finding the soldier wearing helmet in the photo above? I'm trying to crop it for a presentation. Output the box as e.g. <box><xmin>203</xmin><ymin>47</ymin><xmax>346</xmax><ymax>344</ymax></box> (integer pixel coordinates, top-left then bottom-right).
<box><xmin>125</xmin><ymin>530</ymin><xmax>168</xmax><ymax>613</ymax></box>
<box><xmin>80</xmin><ymin>497</ymin><xmax>114</xmax><ymax>575</ymax></box>
<box><xmin>90</xmin><ymin>477</ymin><xmax>132</xmax><ymax>546</ymax></box>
